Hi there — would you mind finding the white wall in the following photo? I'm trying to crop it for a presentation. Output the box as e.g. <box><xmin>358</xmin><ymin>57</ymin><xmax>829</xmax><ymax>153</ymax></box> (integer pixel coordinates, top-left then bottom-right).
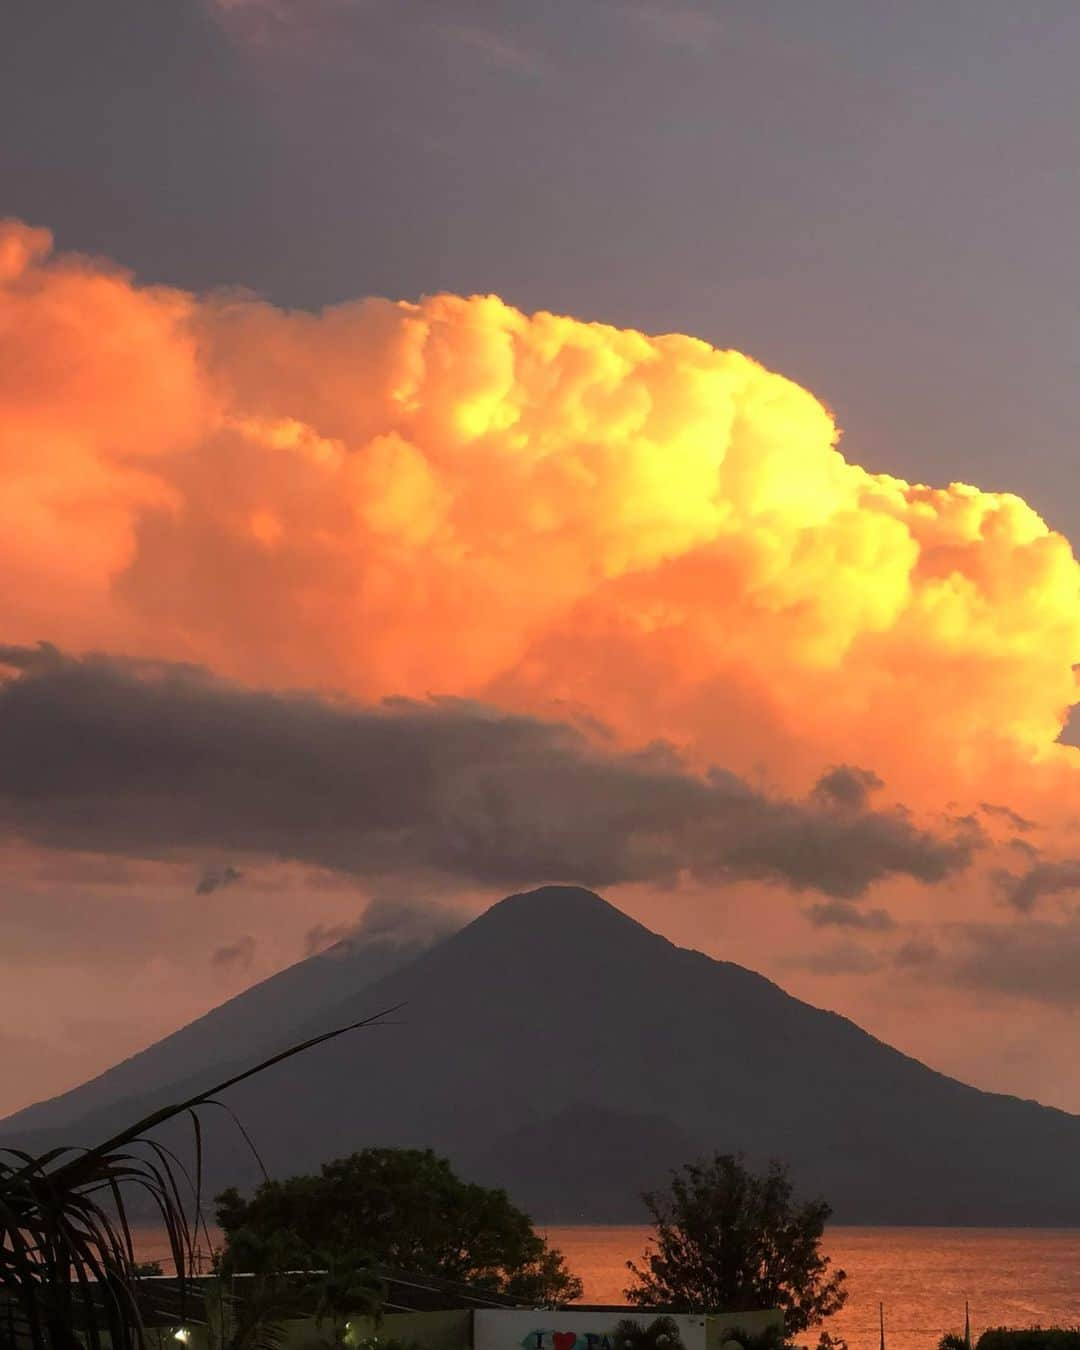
<box><xmin>474</xmin><ymin>1310</ymin><xmax>708</xmax><ymax>1350</ymax></box>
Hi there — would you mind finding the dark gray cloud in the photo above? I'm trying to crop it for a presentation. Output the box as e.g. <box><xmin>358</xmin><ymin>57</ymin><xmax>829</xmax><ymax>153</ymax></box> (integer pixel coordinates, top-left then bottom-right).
<box><xmin>0</xmin><ymin>643</ymin><xmax>980</xmax><ymax>898</ymax></box>
<box><xmin>805</xmin><ymin>899</ymin><xmax>896</xmax><ymax>931</ymax></box>
<box><xmin>997</xmin><ymin>859</ymin><xmax>1080</xmax><ymax>913</ymax></box>
<box><xmin>196</xmin><ymin>864</ymin><xmax>244</xmax><ymax>895</ymax></box>
<box><xmin>948</xmin><ymin>921</ymin><xmax>1080</xmax><ymax>1006</ymax></box>
<box><xmin>893</xmin><ymin>937</ymin><xmax>940</xmax><ymax>969</ymax></box>
<box><xmin>788</xmin><ymin>912</ymin><xmax>1080</xmax><ymax>1006</ymax></box>
<box><xmin>716</xmin><ymin>794</ymin><xmax>976</xmax><ymax>897</ymax></box>
<box><xmin>979</xmin><ymin>802</ymin><xmax>1035</xmax><ymax>832</ymax></box>
<box><xmin>812</xmin><ymin>766</ymin><xmax>884</xmax><ymax>812</ymax></box>
<box><xmin>853</xmin><ymin>920</ymin><xmax>1080</xmax><ymax>1005</ymax></box>
<box><xmin>211</xmin><ymin>935</ymin><xmax>256</xmax><ymax>971</ymax></box>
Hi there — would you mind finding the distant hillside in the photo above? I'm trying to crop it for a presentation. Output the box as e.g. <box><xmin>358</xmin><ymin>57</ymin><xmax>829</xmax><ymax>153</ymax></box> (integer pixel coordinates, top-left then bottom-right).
<box><xmin>464</xmin><ymin>1103</ymin><xmax>703</xmax><ymax>1222</ymax></box>
<box><xmin>7</xmin><ymin>885</ymin><xmax>1080</xmax><ymax>1224</ymax></box>
<box><xmin>4</xmin><ymin>920</ymin><xmax>439</xmax><ymax>1134</ymax></box>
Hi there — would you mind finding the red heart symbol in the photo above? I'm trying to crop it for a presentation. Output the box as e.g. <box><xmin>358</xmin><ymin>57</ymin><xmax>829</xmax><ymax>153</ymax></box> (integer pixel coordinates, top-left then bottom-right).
<box><xmin>554</xmin><ymin>1334</ymin><xmax>577</xmax><ymax>1350</ymax></box>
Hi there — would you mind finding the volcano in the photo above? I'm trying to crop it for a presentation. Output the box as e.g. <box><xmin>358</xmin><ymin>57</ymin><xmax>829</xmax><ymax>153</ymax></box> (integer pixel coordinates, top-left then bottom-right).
<box><xmin>5</xmin><ymin>886</ymin><xmax>1079</xmax><ymax>1224</ymax></box>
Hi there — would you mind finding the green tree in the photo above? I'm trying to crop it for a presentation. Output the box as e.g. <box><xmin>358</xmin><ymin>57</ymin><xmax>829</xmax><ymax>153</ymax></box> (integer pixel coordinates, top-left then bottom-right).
<box><xmin>311</xmin><ymin>1248</ymin><xmax>386</xmax><ymax>1349</ymax></box>
<box><xmin>216</xmin><ymin>1148</ymin><xmax>582</xmax><ymax>1305</ymax></box>
<box><xmin>212</xmin><ymin>1228</ymin><xmax>382</xmax><ymax>1350</ymax></box>
<box><xmin>625</xmin><ymin>1155</ymin><xmax>847</xmax><ymax>1335</ymax></box>
<box><xmin>215</xmin><ymin>1227</ymin><xmax>311</xmax><ymax>1350</ymax></box>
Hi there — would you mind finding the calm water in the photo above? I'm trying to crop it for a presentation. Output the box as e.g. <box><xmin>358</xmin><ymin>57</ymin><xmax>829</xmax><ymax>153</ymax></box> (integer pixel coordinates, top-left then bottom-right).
<box><xmin>544</xmin><ymin>1227</ymin><xmax>1080</xmax><ymax>1350</ymax></box>
<box><xmin>133</xmin><ymin>1225</ymin><xmax>1080</xmax><ymax>1350</ymax></box>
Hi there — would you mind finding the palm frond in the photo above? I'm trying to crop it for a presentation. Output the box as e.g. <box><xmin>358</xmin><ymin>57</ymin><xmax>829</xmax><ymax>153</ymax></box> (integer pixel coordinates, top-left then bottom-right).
<box><xmin>0</xmin><ymin>1008</ymin><xmax>399</xmax><ymax>1349</ymax></box>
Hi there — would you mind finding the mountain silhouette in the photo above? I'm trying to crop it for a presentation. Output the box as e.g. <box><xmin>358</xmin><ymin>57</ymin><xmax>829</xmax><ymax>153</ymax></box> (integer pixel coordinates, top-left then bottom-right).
<box><xmin>6</xmin><ymin>885</ymin><xmax>1080</xmax><ymax>1224</ymax></box>
<box><xmin>3</xmin><ymin>919</ymin><xmax>435</xmax><ymax>1134</ymax></box>
<box><xmin>463</xmin><ymin>1102</ymin><xmax>703</xmax><ymax>1222</ymax></box>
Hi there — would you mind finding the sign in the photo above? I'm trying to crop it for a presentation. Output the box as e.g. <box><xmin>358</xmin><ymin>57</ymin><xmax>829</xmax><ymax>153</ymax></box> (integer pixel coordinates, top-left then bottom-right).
<box><xmin>474</xmin><ymin>1310</ymin><xmax>708</xmax><ymax>1350</ymax></box>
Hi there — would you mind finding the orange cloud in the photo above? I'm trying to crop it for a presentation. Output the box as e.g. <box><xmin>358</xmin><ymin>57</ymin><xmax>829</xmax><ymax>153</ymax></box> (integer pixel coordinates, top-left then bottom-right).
<box><xmin>2</xmin><ymin>219</ymin><xmax>1077</xmax><ymax>812</ymax></box>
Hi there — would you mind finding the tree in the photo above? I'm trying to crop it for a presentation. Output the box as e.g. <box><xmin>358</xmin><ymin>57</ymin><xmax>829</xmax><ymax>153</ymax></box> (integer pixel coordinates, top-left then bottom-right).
<box><xmin>625</xmin><ymin>1155</ymin><xmax>847</xmax><ymax>1336</ymax></box>
<box><xmin>310</xmin><ymin>1248</ymin><xmax>385</xmax><ymax>1349</ymax></box>
<box><xmin>214</xmin><ymin>1227</ymin><xmax>313</xmax><ymax>1350</ymax></box>
<box><xmin>216</xmin><ymin>1148</ymin><xmax>582</xmax><ymax>1304</ymax></box>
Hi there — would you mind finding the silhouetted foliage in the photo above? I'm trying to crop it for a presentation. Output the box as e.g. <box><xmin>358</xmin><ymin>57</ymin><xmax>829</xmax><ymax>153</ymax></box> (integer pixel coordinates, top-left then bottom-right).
<box><xmin>977</xmin><ymin>1333</ymin><xmax>1080</xmax><ymax>1350</ymax></box>
<box><xmin>216</xmin><ymin>1147</ymin><xmax>582</xmax><ymax>1304</ymax></box>
<box><xmin>310</xmin><ymin>1247</ymin><xmax>386</xmax><ymax>1348</ymax></box>
<box><xmin>611</xmin><ymin>1316</ymin><xmax>686</xmax><ymax>1350</ymax></box>
<box><xmin>0</xmin><ymin>1012</ymin><xmax>391</xmax><ymax>1350</ymax></box>
<box><xmin>352</xmin><ymin>1340</ymin><xmax>426</xmax><ymax>1350</ymax></box>
<box><xmin>625</xmin><ymin>1154</ymin><xmax>847</xmax><ymax>1334</ymax></box>
<box><xmin>213</xmin><ymin>1227</ymin><xmax>312</xmax><ymax>1350</ymax></box>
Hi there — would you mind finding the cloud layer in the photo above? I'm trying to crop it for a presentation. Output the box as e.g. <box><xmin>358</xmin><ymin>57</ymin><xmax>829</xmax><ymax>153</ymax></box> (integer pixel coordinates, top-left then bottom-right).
<box><xmin>2</xmin><ymin>219</ymin><xmax>1077</xmax><ymax>814</ymax></box>
<box><xmin>0</xmin><ymin>643</ymin><xmax>976</xmax><ymax>897</ymax></box>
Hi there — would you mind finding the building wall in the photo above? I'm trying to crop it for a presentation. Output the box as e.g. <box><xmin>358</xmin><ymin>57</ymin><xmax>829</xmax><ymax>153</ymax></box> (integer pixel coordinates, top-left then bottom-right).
<box><xmin>705</xmin><ymin>1311</ymin><xmax>785</xmax><ymax>1347</ymax></box>
<box><xmin>274</xmin><ymin>1308</ymin><xmax>474</xmax><ymax>1350</ymax></box>
<box><xmin>192</xmin><ymin>1304</ymin><xmax>784</xmax><ymax>1350</ymax></box>
<box><xmin>380</xmin><ymin>1308</ymin><xmax>474</xmax><ymax>1350</ymax></box>
<box><xmin>476</xmin><ymin>1309</ymin><xmax>711</xmax><ymax>1350</ymax></box>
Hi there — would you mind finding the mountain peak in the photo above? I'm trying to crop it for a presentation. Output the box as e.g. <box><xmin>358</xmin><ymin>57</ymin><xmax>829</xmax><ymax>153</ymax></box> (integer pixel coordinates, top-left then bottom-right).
<box><xmin>469</xmin><ymin>884</ymin><xmax>659</xmax><ymax>943</ymax></box>
<box><xmin>414</xmin><ymin>883</ymin><xmax>668</xmax><ymax>982</ymax></box>
<box><xmin>495</xmin><ymin>884</ymin><xmax>617</xmax><ymax>916</ymax></box>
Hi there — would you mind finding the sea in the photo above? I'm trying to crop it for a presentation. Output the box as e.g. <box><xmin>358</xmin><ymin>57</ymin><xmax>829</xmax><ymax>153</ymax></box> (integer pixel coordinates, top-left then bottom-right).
<box><xmin>132</xmin><ymin>1225</ymin><xmax>1080</xmax><ymax>1350</ymax></box>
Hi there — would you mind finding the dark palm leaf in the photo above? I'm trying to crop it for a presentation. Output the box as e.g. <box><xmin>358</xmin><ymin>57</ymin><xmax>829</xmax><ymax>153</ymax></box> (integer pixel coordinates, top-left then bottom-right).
<box><xmin>0</xmin><ymin>1009</ymin><xmax>398</xmax><ymax>1350</ymax></box>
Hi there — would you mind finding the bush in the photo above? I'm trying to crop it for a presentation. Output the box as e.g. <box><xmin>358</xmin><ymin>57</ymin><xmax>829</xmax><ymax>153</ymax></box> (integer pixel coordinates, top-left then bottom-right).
<box><xmin>977</xmin><ymin>1331</ymin><xmax>1080</xmax><ymax>1350</ymax></box>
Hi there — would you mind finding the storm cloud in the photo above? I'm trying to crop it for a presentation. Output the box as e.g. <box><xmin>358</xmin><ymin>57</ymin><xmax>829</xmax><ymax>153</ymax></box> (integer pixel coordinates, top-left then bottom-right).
<box><xmin>832</xmin><ymin>920</ymin><xmax>1080</xmax><ymax>1007</ymax></box>
<box><xmin>998</xmin><ymin>859</ymin><xmax>1080</xmax><ymax>913</ymax></box>
<box><xmin>805</xmin><ymin>899</ymin><xmax>896</xmax><ymax>931</ymax></box>
<box><xmin>211</xmin><ymin>935</ymin><xmax>256</xmax><ymax>971</ymax></box>
<box><xmin>0</xmin><ymin>643</ymin><xmax>980</xmax><ymax>898</ymax></box>
<box><xmin>947</xmin><ymin>921</ymin><xmax>1080</xmax><ymax>1007</ymax></box>
<box><xmin>196</xmin><ymin>864</ymin><xmax>244</xmax><ymax>895</ymax></box>
<box><xmin>813</xmin><ymin>766</ymin><xmax>885</xmax><ymax>812</ymax></box>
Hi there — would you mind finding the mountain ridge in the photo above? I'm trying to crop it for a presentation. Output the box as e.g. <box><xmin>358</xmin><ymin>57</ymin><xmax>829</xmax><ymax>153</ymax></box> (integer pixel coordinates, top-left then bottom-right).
<box><xmin>5</xmin><ymin>885</ymin><xmax>1077</xmax><ymax>1224</ymax></box>
<box><xmin>3</xmin><ymin>925</ymin><xmax>438</xmax><ymax>1133</ymax></box>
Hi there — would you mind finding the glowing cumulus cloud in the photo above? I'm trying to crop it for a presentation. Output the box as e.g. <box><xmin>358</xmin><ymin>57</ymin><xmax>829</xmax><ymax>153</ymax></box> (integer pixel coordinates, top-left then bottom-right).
<box><xmin>1</xmin><ymin>218</ymin><xmax>1077</xmax><ymax>811</ymax></box>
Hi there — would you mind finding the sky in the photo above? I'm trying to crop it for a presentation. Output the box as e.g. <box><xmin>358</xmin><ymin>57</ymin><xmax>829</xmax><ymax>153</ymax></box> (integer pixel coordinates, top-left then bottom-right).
<box><xmin>2</xmin><ymin>0</ymin><xmax>1080</xmax><ymax>1118</ymax></box>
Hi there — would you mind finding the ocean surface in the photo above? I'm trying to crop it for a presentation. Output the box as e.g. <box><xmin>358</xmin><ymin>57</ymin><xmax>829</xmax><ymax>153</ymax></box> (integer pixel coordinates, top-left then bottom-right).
<box><xmin>133</xmin><ymin>1225</ymin><xmax>1080</xmax><ymax>1350</ymax></box>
